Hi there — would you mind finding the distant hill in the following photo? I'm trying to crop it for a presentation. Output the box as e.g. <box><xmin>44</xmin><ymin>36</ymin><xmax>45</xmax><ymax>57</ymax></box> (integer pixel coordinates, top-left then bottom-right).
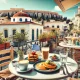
<box><xmin>0</xmin><ymin>8</ymin><xmax>71</xmax><ymax>24</ymax></box>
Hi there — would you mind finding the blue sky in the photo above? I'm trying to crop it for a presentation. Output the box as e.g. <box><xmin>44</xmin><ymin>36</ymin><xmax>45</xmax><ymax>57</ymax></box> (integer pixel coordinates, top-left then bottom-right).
<box><xmin>0</xmin><ymin>0</ymin><xmax>80</xmax><ymax>19</ymax></box>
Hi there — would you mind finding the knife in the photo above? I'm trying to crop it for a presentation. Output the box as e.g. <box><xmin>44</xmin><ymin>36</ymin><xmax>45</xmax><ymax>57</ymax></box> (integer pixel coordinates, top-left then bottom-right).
<box><xmin>64</xmin><ymin>64</ymin><xmax>71</xmax><ymax>76</ymax></box>
<box><xmin>60</xmin><ymin>65</ymin><xmax>66</xmax><ymax>75</ymax></box>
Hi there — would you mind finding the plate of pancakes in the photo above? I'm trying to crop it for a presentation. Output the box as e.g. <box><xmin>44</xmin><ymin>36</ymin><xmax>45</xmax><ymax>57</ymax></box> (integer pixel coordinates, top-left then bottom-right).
<box><xmin>25</xmin><ymin>51</ymin><xmax>41</xmax><ymax>64</ymax></box>
<box><xmin>33</xmin><ymin>60</ymin><xmax>61</xmax><ymax>74</ymax></box>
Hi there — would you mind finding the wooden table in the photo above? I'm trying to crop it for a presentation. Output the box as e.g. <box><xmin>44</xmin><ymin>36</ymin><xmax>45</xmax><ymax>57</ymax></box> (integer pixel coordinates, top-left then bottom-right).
<box><xmin>9</xmin><ymin>54</ymin><xmax>78</xmax><ymax>80</ymax></box>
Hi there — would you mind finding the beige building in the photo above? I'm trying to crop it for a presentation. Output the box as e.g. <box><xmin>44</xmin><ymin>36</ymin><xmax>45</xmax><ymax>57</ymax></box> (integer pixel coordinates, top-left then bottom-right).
<box><xmin>44</xmin><ymin>21</ymin><xmax>69</xmax><ymax>31</ymax></box>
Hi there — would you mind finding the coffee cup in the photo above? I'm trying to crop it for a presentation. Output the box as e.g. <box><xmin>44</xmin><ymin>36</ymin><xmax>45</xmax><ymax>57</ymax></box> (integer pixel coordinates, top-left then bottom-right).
<box><xmin>18</xmin><ymin>60</ymin><xmax>29</xmax><ymax>71</ymax></box>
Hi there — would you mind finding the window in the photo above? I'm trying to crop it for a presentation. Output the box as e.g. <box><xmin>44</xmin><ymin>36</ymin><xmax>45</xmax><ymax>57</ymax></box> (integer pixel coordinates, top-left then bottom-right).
<box><xmin>47</xmin><ymin>26</ymin><xmax>49</xmax><ymax>28</ymax></box>
<box><xmin>13</xmin><ymin>29</ymin><xmax>16</xmax><ymax>35</ymax></box>
<box><xmin>30</xmin><ymin>20</ymin><xmax>31</xmax><ymax>22</ymax></box>
<box><xmin>13</xmin><ymin>18</ymin><xmax>15</xmax><ymax>22</ymax></box>
<box><xmin>25</xmin><ymin>19</ymin><xmax>27</xmax><ymax>22</ymax></box>
<box><xmin>40</xmin><ymin>29</ymin><xmax>42</xmax><ymax>34</ymax></box>
<box><xmin>57</xmin><ymin>25</ymin><xmax>59</xmax><ymax>28</ymax></box>
<box><xmin>36</xmin><ymin>29</ymin><xmax>38</xmax><ymax>39</ymax></box>
<box><xmin>4</xmin><ymin>30</ymin><xmax>8</xmax><ymax>38</ymax></box>
<box><xmin>32</xmin><ymin>29</ymin><xmax>34</xmax><ymax>40</ymax></box>
<box><xmin>21</xmin><ymin>29</ymin><xmax>25</xmax><ymax>33</ymax></box>
<box><xmin>52</xmin><ymin>25</ymin><xmax>54</xmax><ymax>28</ymax></box>
<box><xmin>19</xmin><ymin>18</ymin><xmax>22</xmax><ymax>22</ymax></box>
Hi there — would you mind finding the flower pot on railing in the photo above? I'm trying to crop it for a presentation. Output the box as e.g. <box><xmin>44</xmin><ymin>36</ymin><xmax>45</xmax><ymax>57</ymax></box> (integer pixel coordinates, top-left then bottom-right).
<box><xmin>0</xmin><ymin>43</ymin><xmax>5</xmax><ymax>50</ymax></box>
<box><xmin>5</xmin><ymin>42</ymin><xmax>10</xmax><ymax>49</ymax></box>
<box><xmin>53</xmin><ymin>36</ymin><xmax>56</xmax><ymax>39</ymax></box>
<box><xmin>39</xmin><ymin>38</ymin><xmax>46</xmax><ymax>42</ymax></box>
<box><xmin>46</xmin><ymin>38</ymin><xmax>50</xmax><ymax>41</ymax></box>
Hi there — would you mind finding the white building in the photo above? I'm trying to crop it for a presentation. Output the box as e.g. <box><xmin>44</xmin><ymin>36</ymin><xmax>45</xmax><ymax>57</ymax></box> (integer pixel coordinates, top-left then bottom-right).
<box><xmin>72</xmin><ymin>6</ymin><xmax>80</xmax><ymax>29</ymax></box>
<box><xmin>0</xmin><ymin>11</ymin><xmax>43</xmax><ymax>40</ymax></box>
<box><xmin>44</xmin><ymin>21</ymin><xmax>69</xmax><ymax>31</ymax></box>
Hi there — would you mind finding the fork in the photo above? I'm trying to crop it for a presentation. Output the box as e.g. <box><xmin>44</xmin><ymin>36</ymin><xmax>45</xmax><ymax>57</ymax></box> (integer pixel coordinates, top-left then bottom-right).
<box><xmin>60</xmin><ymin>65</ymin><xmax>66</xmax><ymax>75</ymax></box>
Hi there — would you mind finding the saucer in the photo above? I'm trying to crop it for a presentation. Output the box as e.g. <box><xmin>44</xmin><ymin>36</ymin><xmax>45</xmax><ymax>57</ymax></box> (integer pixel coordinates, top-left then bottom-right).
<box><xmin>16</xmin><ymin>67</ymin><xmax>32</xmax><ymax>73</ymax></box>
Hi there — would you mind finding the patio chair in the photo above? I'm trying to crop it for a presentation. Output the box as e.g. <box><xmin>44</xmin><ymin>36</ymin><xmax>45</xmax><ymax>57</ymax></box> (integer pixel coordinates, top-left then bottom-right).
<box><xmin>72</xmin><ymin>49</ymin><xmax>80</xmax><ymax>78</ymax></box>
<box><xmin>32</xmin><ymin>44</ymin><xmax>40</xmax><ymax>51</ymax></box>
<box><xmin>0</xmin><ymin>46</ymin><xmax>18</xmax><ymax>80</ymax></box>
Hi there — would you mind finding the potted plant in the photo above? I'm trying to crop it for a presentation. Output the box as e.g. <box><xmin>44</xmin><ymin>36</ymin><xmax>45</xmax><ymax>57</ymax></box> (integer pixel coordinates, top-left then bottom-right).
<box><xmin>46</xmin><ymin>33</ymin><xmax>50</xmax><ymax>41</ymax></box>
<box><xmin>17</xmin><ymin>49</ymin><xmax>24</xmax><ymax>61</ymax></box>
<box><xmin>4</xmin><ymin>38</ymin><xmax>10</xmax><ymax>49</ymax></box>
<box><xmin>13</xmin><ymin>32</ymin><xmax>28</xmax><ymax>47</ymax></box>
<box><xmin>38</xmin><ymin>33</ymin><xmax>47</xmax><ymax>42</ymax></box>
<box><xmin>49</xmin><ymin>31</ymin><xmax>56</xmax><ymax>39</ymax></box>
<box><xmin>0</xmin><ymin>33</ymin><xmax>6</xmax><ymax>50</ymax></box>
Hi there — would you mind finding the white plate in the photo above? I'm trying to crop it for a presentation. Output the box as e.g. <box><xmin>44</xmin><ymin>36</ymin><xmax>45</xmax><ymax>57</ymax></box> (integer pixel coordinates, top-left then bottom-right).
<box><xmin>16</xmin><ymin>67</ymin><xmax>32</xmax><ymax>73</ymax></box>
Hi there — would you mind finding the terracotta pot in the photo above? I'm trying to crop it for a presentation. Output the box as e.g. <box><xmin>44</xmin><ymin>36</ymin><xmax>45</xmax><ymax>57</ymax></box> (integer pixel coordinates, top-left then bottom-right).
<box><xmin>46</xmin><ymin>38</ymin><xmax>50</xmax><ymax>41</ymax></box>
<box><xmin>53</xmin><ymin>36</ymin><xmax>56</xmax><ymax>38</ymax></box>
<box><xmin>40</xmin><ymin>38</ymin><xmax>46</xmax><ymax>42</ymax></box>
<box><xmin>0</xmin><ymin>43</ymin><xmax>5</xmax><ymax>50</ymax></box>
<box><xmin>5</xmin><ymin>42</ymin><xmax>10</xmax><ymax>49</ymax></box>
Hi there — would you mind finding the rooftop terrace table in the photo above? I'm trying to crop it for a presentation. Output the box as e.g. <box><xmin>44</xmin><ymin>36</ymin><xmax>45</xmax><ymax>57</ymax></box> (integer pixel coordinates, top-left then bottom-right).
<box><xmin>65</xmin><ymin>37</ymin><xmax>80</xmax><ymax>39</ymax></box>
<box><xmin>9</xmin><ymin>54</ymin><xmax>78</xmax><ymax>80</ymax></box>
<box><xmin>59</xmin><ymin>42</ymin><xmax>80</xmax><ymax>58</ymax></box>
<box><xmin>59</xmin><ymin>42</ymin><xmax>80</xmax><ymax>49</ymax></box>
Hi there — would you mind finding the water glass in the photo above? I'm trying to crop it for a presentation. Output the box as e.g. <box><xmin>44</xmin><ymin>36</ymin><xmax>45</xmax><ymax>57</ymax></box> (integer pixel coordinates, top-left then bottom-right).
<box><xmin>59</xmin><ymin>50</ymin><xmax>68</xmax><ymax>65</ymax></box>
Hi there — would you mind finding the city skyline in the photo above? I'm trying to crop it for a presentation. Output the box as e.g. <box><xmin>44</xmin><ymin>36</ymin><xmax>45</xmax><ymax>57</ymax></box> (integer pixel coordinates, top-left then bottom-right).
<box><xmin>0</xmin><ymin>0</ymin><xmax>80</xmax><ymax>19</ymax></box>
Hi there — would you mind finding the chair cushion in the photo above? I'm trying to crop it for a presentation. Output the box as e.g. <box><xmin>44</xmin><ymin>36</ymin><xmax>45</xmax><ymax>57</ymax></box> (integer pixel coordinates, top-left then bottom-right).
<box><xmin>0</xmin><ymin>68</ymin><xmax>16</xmax><ymax>79</ymax></box>
<box><xmin>32</xmin><ymin>44</ymin><xmax>40</xmax><ymax>51</ymax></box>
<box><xmin>0</xmin><ymin>76</ymin><xmax>5</xmax><ymax>80</ymax></box>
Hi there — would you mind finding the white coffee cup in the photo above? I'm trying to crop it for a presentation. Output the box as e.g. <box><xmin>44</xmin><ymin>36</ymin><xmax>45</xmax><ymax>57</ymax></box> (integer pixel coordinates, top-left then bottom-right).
<box><xmin>18</xmin><ymin>60</ymin><xmax>29</xmax><ymax>71</ymax></box>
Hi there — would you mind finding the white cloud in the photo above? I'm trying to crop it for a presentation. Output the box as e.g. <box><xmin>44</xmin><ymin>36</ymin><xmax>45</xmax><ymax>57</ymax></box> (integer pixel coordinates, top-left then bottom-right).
<box><xmin>0</xmin><ymin>0</ymin><xmax>7</xmax><ymax>4</ymax></box>
<box><xmin>52</xmin><ymin>6</ymin><xmax>61</xmax><ymax>11</ymax></box>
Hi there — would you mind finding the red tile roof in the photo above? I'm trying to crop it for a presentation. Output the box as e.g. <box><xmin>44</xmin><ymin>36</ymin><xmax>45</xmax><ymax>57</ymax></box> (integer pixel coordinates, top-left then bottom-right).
<box><xmin>0</xmin><ymin>22</ymin><xmax>42</xmax><ymax>26</ymax></box>
<box><xmin>13</xmin><ymin>12</ymin><xmax>29</xmax><ymax>17</ymax></box>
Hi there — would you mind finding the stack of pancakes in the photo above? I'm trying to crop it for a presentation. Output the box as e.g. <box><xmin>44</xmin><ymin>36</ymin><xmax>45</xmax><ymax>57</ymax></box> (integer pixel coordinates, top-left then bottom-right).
<box><xmin>28</xmin><ymin>52</ymin><xmax>38</xmax><ymax>62</ymax></box>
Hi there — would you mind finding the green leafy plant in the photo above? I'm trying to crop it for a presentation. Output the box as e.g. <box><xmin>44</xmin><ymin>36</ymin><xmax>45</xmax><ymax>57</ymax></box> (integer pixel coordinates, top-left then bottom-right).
<box><xmin>38</xmin><ymin>32</ymin><xmax>47</xmax><ymax>42</ymax></box>
<box><xmin>48</xmin><ymin>31</ymin><xmax>56</xmax><ymax>39</ymax></box>
<box><xmin>0</xmin><ymin>32</ymin><xmax>7</xmax><ymax>44</ymax></box>
<box><xmin>13</xmin><ymin>32</ymin><xmax>28</xmax><ymax>42</ymax></box>
<box><xmin>17</xmin><ymin>49</ymin><xmax>24</xmax><ymax>60</ymax></box>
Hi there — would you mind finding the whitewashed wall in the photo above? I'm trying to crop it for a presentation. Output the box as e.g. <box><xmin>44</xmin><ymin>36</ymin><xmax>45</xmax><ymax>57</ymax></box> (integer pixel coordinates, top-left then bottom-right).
<box><xmin>11</xmin><ymin>17</ymin><xmax>32</xmax><ymax>22</ymax></box>
<box><xmin>44</xmin><ymin>21</ymin><xmax>69</xmax><ymax>31</ymax></box>
<box><xmin>0</xmin><ymin>23</ymin><xmax>43</xmax><ymax>40</ymax></box>
<box><xmin>29</xmin><ymin>24</ymin><xmax>43</xmax><ymax>40</ymax></box>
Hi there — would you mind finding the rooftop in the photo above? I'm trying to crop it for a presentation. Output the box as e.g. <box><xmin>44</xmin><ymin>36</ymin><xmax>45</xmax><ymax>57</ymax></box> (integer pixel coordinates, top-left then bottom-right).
<box><xmin>13</xmin><ymin>11</ymin><xmax>29</xmax><ymax>17</ymax></box>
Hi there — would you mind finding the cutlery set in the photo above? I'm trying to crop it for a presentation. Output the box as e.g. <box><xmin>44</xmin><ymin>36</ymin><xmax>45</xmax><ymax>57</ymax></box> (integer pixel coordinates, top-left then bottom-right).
<box><xmin>60</xmin><ymin>64</ymin><xmax>72</xmax><ymax>77</ymax></box>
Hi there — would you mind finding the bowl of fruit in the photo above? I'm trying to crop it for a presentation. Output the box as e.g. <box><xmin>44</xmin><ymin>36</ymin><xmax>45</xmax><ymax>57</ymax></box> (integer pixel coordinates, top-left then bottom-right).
<box><xmin>50</xmin><ymin>55</ymin><xmax>59</xmax><ymax>61</ymax></box>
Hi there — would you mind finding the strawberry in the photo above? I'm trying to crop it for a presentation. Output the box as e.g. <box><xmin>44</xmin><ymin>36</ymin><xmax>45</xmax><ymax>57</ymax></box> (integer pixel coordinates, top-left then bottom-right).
<box><xmin>32</xmin><ymin>51</ymin><xmax>36</xmax><ymax>55</ymax></box>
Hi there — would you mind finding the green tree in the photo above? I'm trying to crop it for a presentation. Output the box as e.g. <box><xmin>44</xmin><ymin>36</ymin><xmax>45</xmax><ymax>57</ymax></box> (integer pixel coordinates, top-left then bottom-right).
<box><xmin>7</xmin><ymin>12</ymin><xmax>10</xmax><ymax>19</ymax></box>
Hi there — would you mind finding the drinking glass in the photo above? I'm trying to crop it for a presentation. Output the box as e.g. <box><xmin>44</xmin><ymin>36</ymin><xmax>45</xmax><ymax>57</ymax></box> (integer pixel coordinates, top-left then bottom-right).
<box><xmin>41</xmin><ymin>47</ymin><xmax>49</xmax><ymax>60</ymax></box>
<box><xmin>59</xmin><ymin>49</ymin><xmax>68</xmax><ymax>65</ymax></box>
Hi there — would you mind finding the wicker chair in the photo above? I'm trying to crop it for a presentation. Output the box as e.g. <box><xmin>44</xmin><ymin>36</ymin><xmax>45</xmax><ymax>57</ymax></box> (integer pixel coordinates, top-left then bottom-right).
<box><xmin>72</xmin><ymin>49</ymin><xmax>80</xmax><ymax>78</ymax></box>
<box><xmin>0</xmin><ymin>46</ymin><xmax>18</xmax><ymax>80</ymax></box>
